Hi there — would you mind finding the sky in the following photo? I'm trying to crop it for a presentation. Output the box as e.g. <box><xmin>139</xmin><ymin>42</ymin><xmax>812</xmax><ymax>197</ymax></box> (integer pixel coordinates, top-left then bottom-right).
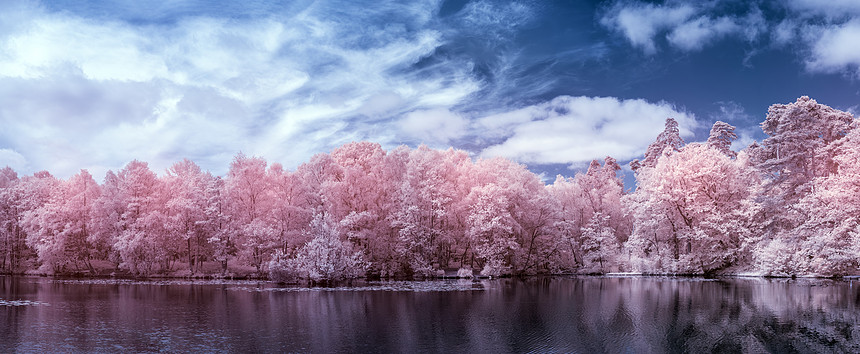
<box><xmin>1</xmin><ymin>0</ymin><xmax>859</xmax><ymax>186</ymax></box>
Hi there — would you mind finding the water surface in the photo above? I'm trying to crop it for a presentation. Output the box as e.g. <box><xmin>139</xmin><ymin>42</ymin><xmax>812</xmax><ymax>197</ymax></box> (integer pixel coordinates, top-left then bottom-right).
<box><xmin>1</xmin><ymin>276</ymin><xmax>858</xmax><ymax>352</ymax></box>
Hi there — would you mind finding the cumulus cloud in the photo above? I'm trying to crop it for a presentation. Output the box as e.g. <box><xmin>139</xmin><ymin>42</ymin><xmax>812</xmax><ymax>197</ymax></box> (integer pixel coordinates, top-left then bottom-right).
<box><xmin>398</xmin><ymin>108</ymin><xmax>468</xmax><ymax>145</ymax></box>
<box><xmin>768</xmin><ymin>1</ymin><xmax>860</xmax><ymax>78</ymax></box>
<box><xmin>805</xmin><ymin>20</ymin><xmax>860</xmax><ymax>76</ymax></box>
<box><xmin>478</xmin><ymin>96</ymin><xmax>696</xmax><ymax>166</ymax></box>
<box><xmin>601</xmin><ymin>1</ymin><xmax>764</xmax><ymax>54</ymax></box>
<box><xmin>602</xmin><ymin>0</ymin><xmax>860</xmax><ymax>79</ymax></box>
<box><xmin>600</xmin><ymin>2</ymin><xmax>695</xmax><ymax>54</ymax></box>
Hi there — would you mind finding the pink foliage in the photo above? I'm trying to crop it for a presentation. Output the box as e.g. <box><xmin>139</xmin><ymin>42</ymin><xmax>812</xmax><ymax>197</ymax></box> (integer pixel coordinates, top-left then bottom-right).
<box><xmin>627</xmin><ymin>137</ymin><xmax>757</xmax><ymax>274</ymax></box>
<box><xmin>549</xmin><ymin>157</ymin><xmax>629</xmax><ymax>273</ymax></box>
<box><xmin>113</xmin><ymin>160</ymin><xmax>168</xmax><ymax>274</ymax></box>
<box><xmin>0</xmin><ymin>96</ymin><xmax>858</xmax><ymax>278</ymax></box>
<box><xmin>24</xmin><ymin>170</ymin><xmax>100</xmax><ymax>273</ymax></box>
<box><xmin>164</xmin><ymin>159</ymin><xmax>214</xmax><ymax>274</ymax></box>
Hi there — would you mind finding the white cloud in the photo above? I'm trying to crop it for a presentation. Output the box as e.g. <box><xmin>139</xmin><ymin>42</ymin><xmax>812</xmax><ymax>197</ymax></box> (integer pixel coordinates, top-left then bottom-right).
<box><xmin>479</xmin><ymin>96</ymin><xmax>696</xmax><ymax>165</ymax></box>
<box><xmin>0</xmin><ymin>1</ymin><xmax>486</xmax><ymax>178</ymax></box>
<box><xmin>667</xmin><ymin>11</ymin><xmax>765</xmax><ymax>51</ymax></box>
<box><xmin>355</xmin><ymin>92</ymin><xmax>406</xmax><ymax>118</ymax></box>
<box><xmin>601</xmin><ymin>2</ymin><xmax>696</xmax><ymax>54</ymax></box>
<box><xmin>667</xmin><ymin>16</ymin><xmax>738</xmax><ymax>51</ymax></box>
<box><xmin>805</xmin><ymin>20</ymin><xmax>860</xmax><ymax>76</ymax></box>
<box><xmin>602</xmin><ymin>1</ymin><xmax>764</xmax><ymax>54</ymax></box>
<box><xmin>772</xmin><ymin>19</ymin><xmax>798</xmax><ymax>46</ymax></box>
<box><xmin>787</xmin><ymin>0</ymin><xmax>860</xmax><ymax>18</ymax></box>
<box><xmin>398</xmin><ymin>108</ymin><xmax>468</xmax><ymax>145</ymax></box>
<box><xmin>0</xmin><ymin>149</ymin><xmax>27</xmax><ymax>171</ymax></box>
<box><xmin>602</xmin><ymin>0</ymin><xmax>860</xmax><ymax>77</ymax></box>
<box><xmin>0</xmin><ymin>14</ymin><xmax>169</xmax><ymax>81</ymax></box>
<box><xmin>459</xmin><ymin>0</ymin><xmax>534</xmax><ymax>43</ymax></box>
<box><xmin>771</xmin><ymin>1</ymin><xmax>860</xmax><ymax>77</ymax></box>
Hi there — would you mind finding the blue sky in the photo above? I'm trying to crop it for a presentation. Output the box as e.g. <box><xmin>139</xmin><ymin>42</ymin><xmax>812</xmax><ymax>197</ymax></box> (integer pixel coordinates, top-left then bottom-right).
<box><xmin>1</xmin><ymin>0</ymin><xmax>858</xmax><ymax>184</ymax></box>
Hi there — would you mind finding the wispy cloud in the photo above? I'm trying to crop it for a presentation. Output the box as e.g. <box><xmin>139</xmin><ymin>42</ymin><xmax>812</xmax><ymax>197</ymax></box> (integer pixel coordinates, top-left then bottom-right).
<box><xmin>667</xmin><ymin>10</ymin><xmax>765</xmax><ymax>52</ymax></box>
<box><xmin>4</xmin><ymin>0</ymin><xmax>850</xmax><ymax>183</ymax></box>
<box><xmin>786</xmin><ymin>0</ymin><xmax>860</xmax><ymax>19</ymax></box>
<box><xmin>0</xmin><ymin>0</ymin><xmax>484</xmax><ymax>177</ymax></box>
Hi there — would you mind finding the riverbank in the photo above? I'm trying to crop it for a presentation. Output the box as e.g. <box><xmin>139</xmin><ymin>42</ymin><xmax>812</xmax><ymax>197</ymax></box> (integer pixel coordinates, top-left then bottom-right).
<box><xmin>4</xmin><ymin>260</ymin><xmax>266</xmax><ymax>280</ymax></box>
<box><xmin>4</xmin><ymin>268</ymin><xmax>858</xmax><ymax>283</ymax></box>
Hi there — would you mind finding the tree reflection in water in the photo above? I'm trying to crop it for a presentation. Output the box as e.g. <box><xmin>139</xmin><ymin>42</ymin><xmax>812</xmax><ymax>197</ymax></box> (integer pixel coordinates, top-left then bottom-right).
<box><xmin>0</xmin><ymin>276</ymin><xmax>858</xmax><ymax>352</ymax></box>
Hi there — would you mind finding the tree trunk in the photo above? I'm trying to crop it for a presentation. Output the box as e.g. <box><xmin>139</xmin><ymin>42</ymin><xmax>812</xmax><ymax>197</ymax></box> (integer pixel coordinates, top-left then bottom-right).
<box><xmin>187</xmin><ymin>238</ymin><xmax>194</xmax><ymax>274</ymax></box>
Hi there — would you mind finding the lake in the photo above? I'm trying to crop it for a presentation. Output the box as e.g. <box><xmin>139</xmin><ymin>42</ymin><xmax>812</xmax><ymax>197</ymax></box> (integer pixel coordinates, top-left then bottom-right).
<box><xmin>1</xmin><ymin>276</ymin><xmax>858</xmax><ymax>352</ymax></box>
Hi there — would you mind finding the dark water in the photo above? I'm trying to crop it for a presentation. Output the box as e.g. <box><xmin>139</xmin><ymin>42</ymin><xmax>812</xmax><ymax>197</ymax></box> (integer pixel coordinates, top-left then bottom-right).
<box><xmin>1</xmin><ymin>276</ymin><xmax>859</xmax><ymax>353</ymax></box>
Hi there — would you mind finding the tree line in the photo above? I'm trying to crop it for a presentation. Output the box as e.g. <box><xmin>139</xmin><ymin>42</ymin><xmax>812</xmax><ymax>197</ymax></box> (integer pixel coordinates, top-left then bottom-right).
<box><xmin>0</xmin><ymin>96</ymin><xmax>857</xmax><ymax>280</ymax></box>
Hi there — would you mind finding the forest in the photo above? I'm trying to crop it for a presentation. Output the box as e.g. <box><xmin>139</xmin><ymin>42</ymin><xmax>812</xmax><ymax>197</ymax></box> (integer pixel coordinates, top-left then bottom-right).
<box><xmin>1</xmin><ymin>96</ymin><xmax>858</xmax><ymax>280</ymax></box>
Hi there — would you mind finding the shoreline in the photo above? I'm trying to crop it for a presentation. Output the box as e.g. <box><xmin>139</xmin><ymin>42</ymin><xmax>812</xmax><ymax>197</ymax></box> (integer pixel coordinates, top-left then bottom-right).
<box><xmin>1</xmin><ymin>271</ymin><xmax>856</xmax><ymax>284</ymax></box>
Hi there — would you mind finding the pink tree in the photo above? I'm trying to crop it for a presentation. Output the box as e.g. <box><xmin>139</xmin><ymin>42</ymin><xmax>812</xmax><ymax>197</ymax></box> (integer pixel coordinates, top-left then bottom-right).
<box><xmin>22</xmin><ymin>170</ymin><xmax>100</xmax><ymax>273</ymax></box>
<box><xmin>580</xmin><ymin>212</ymin><xmax>614</xmax><ymax>272</ymax></box>
<box><xmin>707</xmin><ymin>121</ymin><xmax>739</xmax><ymax>158</ymax></box>
<box><xmin>296</xmin><ymin>152</ymin><xmax>343</xmax><ymax>216</ymax></box>
<box><xmin>11</xmin><ymin>171</ymin><xmax>59</xmax><ymax>272</ymax></box>
<box><xmin>272</xmin><ymin>143</ymin><xmax>397</xmax><ymax>279</ymax></box>
<box><xmin>465</xmin><ymin>183</ymin><xmax>518</xmax><ymax>277</ymax></box>
<box><xmin>267</xmin><ymin>163</ymin><xmax>313</xmax><ymax>257</ymax></box>
<box><xmin>224</xmin><ymin>153</ymin><xmax>276</xmax><ymax>273</ymax></box>
<box><xmin>327</xmin><ymin>143</ymin><xmax>389</xmax><ymax>248</ymax></box>
<box><xmin>631</xmin><ymin>117</ymin><xmax>685</xmax><ymax>171</ymax></box>
<box><xmin>0</xmin><ymin>167</ymin><xmax>15</xmax><ymax>188</ymax></box>
<box><xmin>494</xmin><ymin>160</ymin><xmax>559</xmax><ymax>275</ymax></box>
<box><xmin>747</xmin><ymin>97</ymin><xmax>854</xmax><ymax>275</ymax></box>
<box><xmin>782</xmin><ymin>120</ymin><xmax>860</xmax><ymax>276</ymax></box>
<box><xmin>393</xmin><ymin>146</ymin><xmax>469</xmax><ymax>276</ymax></box>
<box><xmin>626</xmin><ymin>124</ymin><xmax>757</xmax><ymax>274</ymax></box>
<box><xmin>326</xmin><ymin>142</ymin><xmax>408</xmax><ymax>277</ymax></box>
<box><xmin>749</xmin><ymin>97</ymin><xmax>853</xmax><ymax>236</ymax></box>
<box><xmin>546</xmin><ymin>175</ymin><xmax>583</xmax><ymax>270</ymax></box>
<box><xmin>89</xmin><ymin>170</ymin><xmax>125</xmax><ymax>267</ymax></box>
<box><xmin>268</xmin><ymin>213</ymin><xmax>366</xmax><ymax>282</ymax></box>
<box><xmin>0</xmin><ymin>166</ymin><xmax>23</xmax><ymax>272</ymax></box>
<box><xmin>163</xmin><ymin>159</ymin><xmax>212</xmax><ymax>274</ymax></box>
<box><xmin>373</xmin><ymin>145</ymin><xmax>412</xmax><ymax>276</ymax></box>
<box><xmin>202</xmin><ymin>176</ymin><xmax>233</xmax><ymax>274</ymax></box>
<box><xmin>461</xmin><ymin>157</ymin><xmax>559</xmax><ymax>276</ymax></box>
<box><xmin>548</xmin><ymin>157</ymin><xmax>629</xmax><ymax>272</ymax></box>
<box><xmin>112</xmin><ymin>160</ymin><xmax>171</xmax><ymax>275</ymax></box>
